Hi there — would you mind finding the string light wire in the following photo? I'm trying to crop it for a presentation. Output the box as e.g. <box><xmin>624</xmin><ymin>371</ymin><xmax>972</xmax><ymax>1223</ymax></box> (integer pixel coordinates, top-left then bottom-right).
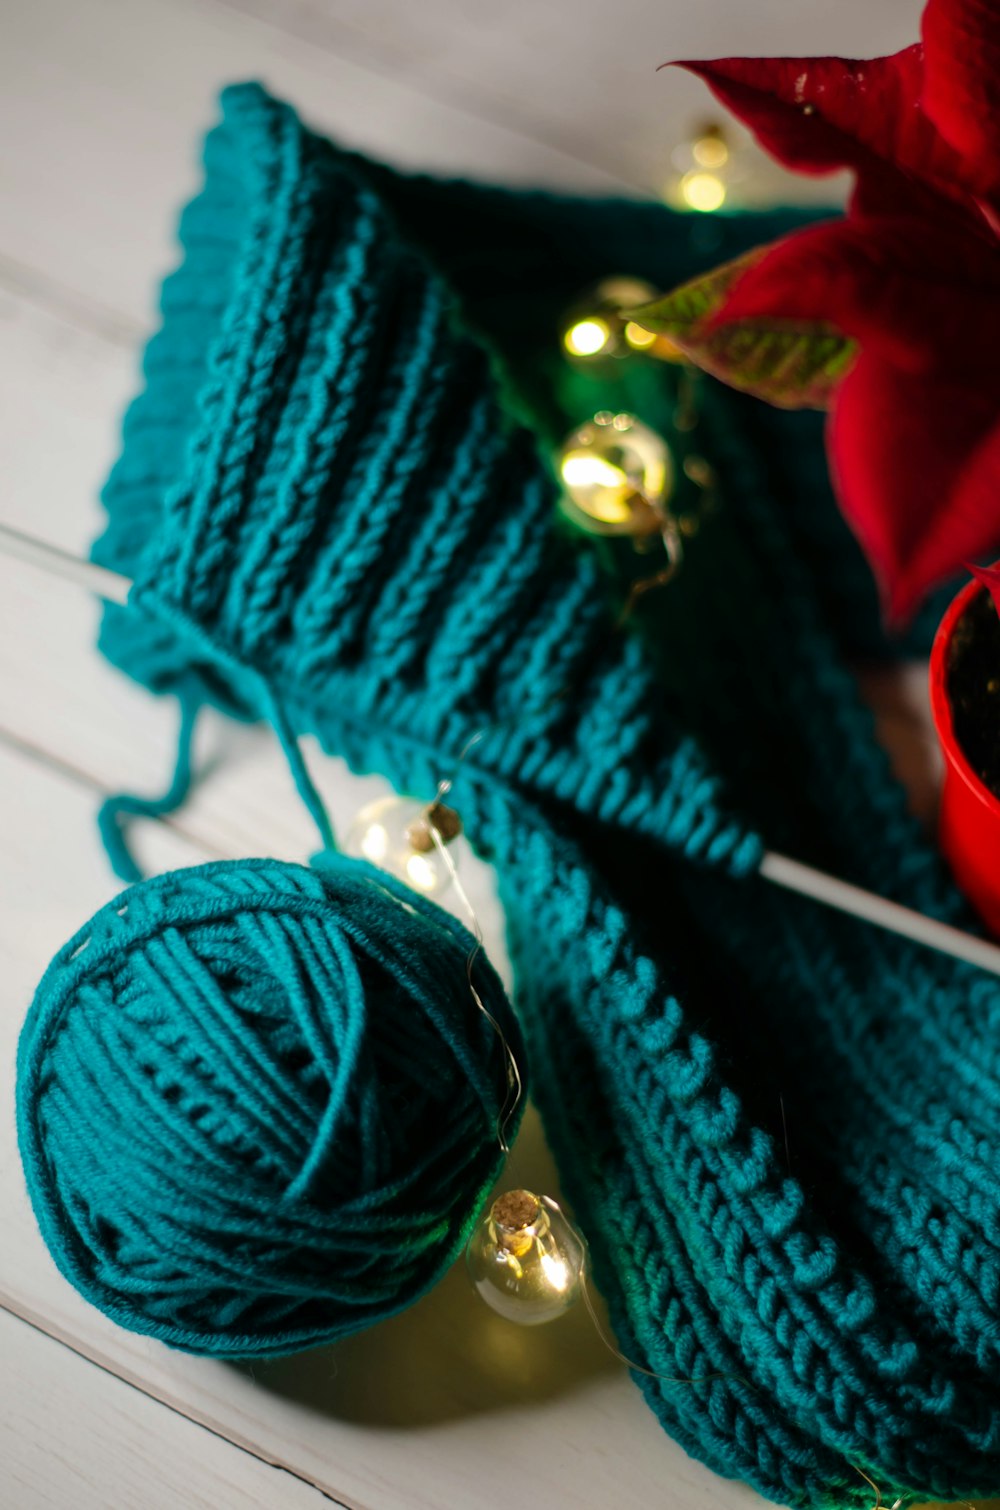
<box><xmin>852</xmin><ymin>1464</ymin><xmax>903</xmax><ymax>1510</ymax></box>
<box><xmin>427</xmin><ymin>810</ymin><xmax>522</xmax><ymax>1154</ymax></box>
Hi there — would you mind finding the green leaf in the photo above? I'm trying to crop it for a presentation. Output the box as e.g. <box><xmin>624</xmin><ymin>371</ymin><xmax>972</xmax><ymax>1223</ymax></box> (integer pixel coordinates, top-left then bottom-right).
<box><xmin>689</xmin><ymin>320</ymin><xmax>858</xmax><ymax>409</ymax></box>
<box><xmin>628</xmin><ymin>252</ymin><xmax>858</xmax><ymax>410</ymax></box>
<box><xmin>631</xmin><ymin>249</ymin><xmax>767</xmax><ymax>333</ymax></box>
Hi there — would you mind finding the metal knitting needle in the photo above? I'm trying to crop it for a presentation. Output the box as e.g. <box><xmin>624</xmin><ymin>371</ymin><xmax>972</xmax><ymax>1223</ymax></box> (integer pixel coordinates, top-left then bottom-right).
<box><xmin>757</xmin><ymin>852</ymin><xmax>1000</xmax><ymax>976</ymax></box>
<box><xmin>8</xmin><ymin>518</ymin><xmax>1000</xmax><ymax>979</ymax></box>
<box><xmin>0</xmin><ymin>521</ymin><xmax>131</xmax><ymax>606</ymax></box>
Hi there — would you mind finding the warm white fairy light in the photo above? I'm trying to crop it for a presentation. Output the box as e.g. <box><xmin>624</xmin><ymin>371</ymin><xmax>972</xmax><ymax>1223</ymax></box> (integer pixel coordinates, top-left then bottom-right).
<box><xmin>680</xmin><ymin>170</ymin><xmax>727</xmax><ymax>212</ymax></box>
<box><xmin>558</xmin><ymin>412</ymin><xmax>673</xmax><ymax>534</ymax></box>
<box><xmin>466</xmin><ymin>1189</ymin><xmax>586</xmax><ymax>1325</ymax></box>
<box><xmin>623</xmin><ymin>320</ymin><xmax>658</xmax><ymax>350</ymax></box>
<box><xmin>692</xmin><ymin>133</ymin><xmax>729</xmax><ymax>169</ymax></box>
<box><xmin>358</xmin><ymin>819</ymin><xmax>389</xmax><ymax>865</ymax></box>
<box><xmin>344</xmin><ymin>795</ymin><xmax>458</xmax><ymax>897</ymax></box>
<box><xmin>561</xmin><ymin>452</ymin><xmax>628</xmax><ymax>496</ymax></box>
<box><xmin>564</xmin><ymin>317</ymin><xmax>612</xmax><ymax>357</ymax></box>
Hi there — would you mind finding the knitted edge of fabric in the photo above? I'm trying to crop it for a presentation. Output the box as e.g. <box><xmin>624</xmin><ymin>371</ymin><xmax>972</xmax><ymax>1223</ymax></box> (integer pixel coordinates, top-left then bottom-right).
<box><xmin>88</xmin><ymin>82</ymin><xmax>1000</xmax><ymax>1507</ymax></box>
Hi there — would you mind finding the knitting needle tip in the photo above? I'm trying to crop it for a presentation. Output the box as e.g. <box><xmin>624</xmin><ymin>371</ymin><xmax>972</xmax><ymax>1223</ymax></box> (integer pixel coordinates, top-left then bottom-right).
<box><xmin>0</xmin><ymin>520</ymin><xmax>132</xmax><ymax>606</ymax></box>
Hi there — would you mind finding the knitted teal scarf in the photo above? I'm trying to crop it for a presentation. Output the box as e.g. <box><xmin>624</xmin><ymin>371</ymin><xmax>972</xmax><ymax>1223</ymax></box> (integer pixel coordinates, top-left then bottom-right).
<box><xmin>93</xmin><ymin>83</ymin><xmax>998</xmax><ymax>1508</ymax></box>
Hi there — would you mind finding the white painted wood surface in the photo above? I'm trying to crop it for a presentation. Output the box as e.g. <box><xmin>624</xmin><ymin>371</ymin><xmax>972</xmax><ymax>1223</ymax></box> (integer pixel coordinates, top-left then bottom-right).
<box><xmin>0</xmin><ymin>1</ymin><xmax>938</xmax><ymax>1506</ymax></box>
<box><xmin>0</xmin><ymin>1309</ymin><xmax>330</xmax><ymax>1510</ymax></box>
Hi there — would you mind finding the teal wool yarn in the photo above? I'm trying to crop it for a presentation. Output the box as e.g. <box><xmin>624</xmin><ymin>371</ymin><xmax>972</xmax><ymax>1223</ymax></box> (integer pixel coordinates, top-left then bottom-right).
<box><xmin>27</xmin><ymin>79</ymin><xmax>1000</xmax><ymax>1508</ymax></box>
<box><xmin>17</xmin><ymin>854</ymin><xmax>522</xmax><ymax>1356</ymax></box>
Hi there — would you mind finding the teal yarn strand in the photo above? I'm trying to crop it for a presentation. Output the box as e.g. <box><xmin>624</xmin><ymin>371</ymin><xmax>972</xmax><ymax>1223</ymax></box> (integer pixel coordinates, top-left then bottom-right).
<box><xmin>24</xmin><ymin>80</ymin><xmax>1000</xmax><ymax>1506</ymax></box>
<box><xmin>97</xmin><ymin>679</ymin><xmax>201</xmax><ymax>884</ymax></box>
<box><xmin>17</xmin><ymin>853</ymin><xmax>522</xmax><ymax>1356</ymax></box>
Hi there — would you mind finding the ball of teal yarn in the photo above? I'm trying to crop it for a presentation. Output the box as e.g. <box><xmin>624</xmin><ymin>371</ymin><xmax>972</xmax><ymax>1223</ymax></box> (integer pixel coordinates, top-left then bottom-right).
<box><xmin>16</xmin><ymin>853</ymin><xmax>522</xmax><ymax>1357</ymax></box>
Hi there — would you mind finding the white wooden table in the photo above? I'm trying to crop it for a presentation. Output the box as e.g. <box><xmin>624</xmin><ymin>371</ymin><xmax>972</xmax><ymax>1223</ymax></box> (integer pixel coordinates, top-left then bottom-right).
<box><xmin>0</xmin><ymin>2</ymin><xmax>938</xmax><ymax>1506</ymax></box>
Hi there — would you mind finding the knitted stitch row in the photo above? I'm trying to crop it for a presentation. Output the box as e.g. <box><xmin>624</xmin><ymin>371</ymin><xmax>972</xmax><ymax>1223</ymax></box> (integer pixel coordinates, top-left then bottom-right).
<box><xmin>92</xmin><ymin>83</ymin><xmax>1000</xmax><ymax>1506</ymax></box>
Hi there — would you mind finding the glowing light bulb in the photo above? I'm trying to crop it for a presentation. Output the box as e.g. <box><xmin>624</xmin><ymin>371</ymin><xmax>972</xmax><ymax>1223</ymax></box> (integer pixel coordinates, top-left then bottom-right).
<box><xmin>623</xmin><ymin>320</ymin><xmax>657</xmax><ymax>351</ymax></box>
<box><xmin>466</xmin><ymin>1189</ymin><xmax>586</xmax><ymax>1325</ymax></box>
<box><xmin>558</xmin><ymin>412</ymin><xmax>673</xmax><ymax>537</ymax></box>
<box><xmin>560</xmin><ymin>278</ymin><xmax>660</xmax><ymax>362</ymax></box>
<box><xmin>680</xmin><ymin>171</ymin><xmax>727</xmax><ymax>213</ymax></box>
<box><xmin>344</xmin><ymin>795</ymin><xmax>461</xmax><ymax>898</ymax></box>
<box><xmin>564</xmin><ymin>317</ymin><xmax>611</xmax><ymax>357</ymax></box>
<box><xmin>561</xmin><ymin>454</ymin><xmax>627</xmax><ymax>493</ymax></box>
<box><xmin>665</xmin><ymin>122</ymin><xmax>743</xmax><ymax>214</ymax></box>
<box><xmin>592</xmin><ymin>276</ymin><xmax>659</xmax><ymax>312</ymax></box>
<box><xmin>623</xmin><ymin>320</ymin><xmax>686</xmax><ymax>364</ymax></box>
<box><xmin>692</xmin><ymin>129</ymin><xmax>729</xmax><ymax>170</ymax></box>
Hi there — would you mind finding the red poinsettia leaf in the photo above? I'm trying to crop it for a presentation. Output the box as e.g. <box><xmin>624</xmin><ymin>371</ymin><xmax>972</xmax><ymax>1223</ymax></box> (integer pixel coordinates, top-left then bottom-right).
<box><xmin>670</xmin><ymin>53</ymin><xmax>982</xmax><ymax>223</ymax></box>
<box><xmin>829</xmin><ymin>354</ymin><xmax>1000</xmax><ymax>622</ymax></box>
<box><xmin>716</xmin><ymin>216</ymin><xmax>1000</xmax><ymax>376</ymax></box>
<box><xmin>968</xmin><ymin>561</ymin><xmax>1000</xmax><ymax>619</ymax></box>
<box><xmin>658</xmin><ymin>8</ymin><xmax>1000</xmax><ymax>622</ymax></box>
<box><xmin>923</xmin><ymin>0</ymin><xmax>1000</xmax><ymax>202</ymax></box>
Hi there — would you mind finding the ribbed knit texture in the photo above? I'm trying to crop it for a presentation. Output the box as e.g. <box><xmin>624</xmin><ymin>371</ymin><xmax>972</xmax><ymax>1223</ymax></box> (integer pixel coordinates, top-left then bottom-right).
<box><xmin>82</xmin><ymin>83</ymin><xmax>1000</xmax><ymax>1505</ymax></box>
<box><xmin>17</xmin><ymin>853</ymin><xmax>522</xmax><ymax>1354</ymax></box>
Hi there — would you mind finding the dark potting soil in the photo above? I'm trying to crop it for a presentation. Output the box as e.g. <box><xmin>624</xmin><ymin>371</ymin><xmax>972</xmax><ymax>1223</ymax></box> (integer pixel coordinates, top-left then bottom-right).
<box><xmin>947</xmin><ymin>588</ymin><xmax>1000</xmax><ymax>799</ymax></box>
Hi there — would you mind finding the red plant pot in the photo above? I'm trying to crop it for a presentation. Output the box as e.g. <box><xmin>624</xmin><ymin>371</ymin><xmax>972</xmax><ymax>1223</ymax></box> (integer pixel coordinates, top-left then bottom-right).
<box><xmin>929</xmin><ymin>576</ymin><xmax>1000</xmax><ymax>935</ymax></box>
